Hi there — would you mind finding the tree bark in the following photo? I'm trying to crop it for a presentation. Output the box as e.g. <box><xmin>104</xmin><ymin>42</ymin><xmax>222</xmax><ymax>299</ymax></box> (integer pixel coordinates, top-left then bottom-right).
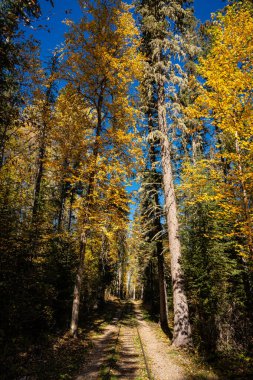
<box><xmin>32</xmin><ymin>138</ymin><xmax>46</xmax><ymax>221</ymax></box>
<box><xmin>158</xmin><ymin>81</ymin><xmax>192</xmax><ymax>347</ymax></box>
<box><xmin>148</xmin><ymin>107</ymin><xmax>170</xmax><ymax>335</ymax></box>
<box><xmin>32</xmin><ymin>76</ymin><xmax>55</xmax><ymax>223</ymax></box>
<box><xmin>156</xmin><ymin>240</ymin><xmax>170</xmax><ymax>334</ymax></box>
<box><xmin>0</xmin><ymin>124</ymin><xmax>8</xmax><ymax>169</ymax></box>
<box><xmin>68</xmin><ymin>189</ymin><xmax>75</xmax><ymax>232</ymax></box>
<box><xmin>70</xmin><ymin>232</ymin><xmax>86</xmax><ymax>337</ymax></box>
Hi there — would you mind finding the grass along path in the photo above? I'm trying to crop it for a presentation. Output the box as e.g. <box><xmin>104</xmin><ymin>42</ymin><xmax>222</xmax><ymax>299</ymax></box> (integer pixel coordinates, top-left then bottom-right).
<box><xmin>135</xmin><ymin>302</ymin><xmax>219</xmax><ymax>380</ymax></box>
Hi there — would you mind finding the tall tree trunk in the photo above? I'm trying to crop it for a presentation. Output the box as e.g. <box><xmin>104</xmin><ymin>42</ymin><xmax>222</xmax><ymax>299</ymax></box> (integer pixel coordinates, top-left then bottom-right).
<box><xmin>30</xmin><ymin>132</ymin><xmax>46</xmax><ymax>258</ymax></box>
<box><xmin>120</xmin><ymin>264</ymin><xmax>125</xmax><ymax>299</ymax></box>
<box><xmin>143</xmin><ymin>260</ymin><xmax>155</xmax><ymax>310</ymax></box>
<box><xmin>0</xmin><ymin>124</ymin><xmax>8</xmax><ymax>169</ymax></box>
<box><xmin>148</xmin><ymin>108</ymin><xmax>170</xmax><ymax>335</ymax></box>
<box><xmin>32</xmin><ymin>72</ymin><xmax>56</xmax><ymax>223</ymax></box>
<box><xmin>32</xmin><ymin>139</ymin><xmax>46</xmax><ymax>221</ymax></box>
<box><xmin>68</xmin><ymin>188</ymin><xmax>75</xmax><ymax>232</ymax></box>
<box><xmin>158</xmin><ymin>81</ymin><xmax>192</xmax><ymax>347</ymax></box>
<box><xmin>58</xmin><ymin>160</ymin><xmax>69</xmax><ymax>232</ymax></box>
<box><xmin>70</xmin><ymin>232</ymin><xmax>86</xmax><ymax>337</ymax></box>
<box><xmin>70</xmin><ymin>88</ymin><xmax>104</xmax><ymax>336</ymax></box>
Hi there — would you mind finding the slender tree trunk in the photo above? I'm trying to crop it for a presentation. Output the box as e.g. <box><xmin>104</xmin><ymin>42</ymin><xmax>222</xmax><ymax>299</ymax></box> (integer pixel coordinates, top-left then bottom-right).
<box><xmin>30</xmin><ymin>135</ymin><xmax>46</xmax><ymax>257</ymax></box>
<box><xmin>70</xmin><ymin>232</ymin><xmax>86</xmax><ymax>337</ymax></box>
<box><xmin>117</xmin><ymin>268</ymin><xmax>121</xmax><ymax>297</ymax></box>
<box><xmin>158</xmin><ymin>81</ymin><xmax>192</xmax><ymax>347</ymax></box>
<box><xmin>32</xmin><ymin>140</ymin><xmax>45</xmax><ymax>221</ymax></box>
<box><xmin>120</xmin><ymin>265</ymin><xmax>124</xmax><ymax>299</ymax></box>
<box><xmin>133</xmin><ymin>284</ymin><xmax>136</xmax><ymax>300</ymax></box>
<box><xmin>57</xmin><ymin>186</ymin><xmax>66</xmax><ymax>232</ymax></box>
<box><xmin>68</xmin><ymin>188</ymin><xmax>75</xmax><ymax>232</ymax></box>
<box><xmin>70</xmin><ymin>88</ymin><xmax>104</xmax><ymax>336</ymax></box>
<box><xmin>58</xmin><ymin>173</ymin><xmax>69</xmax><ymax>232</ymax></box>
<box><xmin>32</xmin><ymin>79</ymin><xmax>55</xmax><ymax>222</ymax></box>
<box><xmin>148</xmin><ymin>108</ymin><xmax>170</xmax><ymax>335</ymax></box>
<box><xmin>0</xmin><ymin>124</ymin><xmax>8</xmax><ymax>169</ymax></box>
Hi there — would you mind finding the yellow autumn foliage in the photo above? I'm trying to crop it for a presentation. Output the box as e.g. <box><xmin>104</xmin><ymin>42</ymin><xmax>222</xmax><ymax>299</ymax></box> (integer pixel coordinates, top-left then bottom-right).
<box><xmin>184</xmin><ymin>5</ymin><xmax>253</xmax><ymax>259</ymax></box>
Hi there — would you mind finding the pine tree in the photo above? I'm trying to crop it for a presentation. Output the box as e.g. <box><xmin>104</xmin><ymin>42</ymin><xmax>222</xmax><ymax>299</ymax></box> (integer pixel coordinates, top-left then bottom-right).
<box><xmin>136</xmin><ymin>0</ymin><xmax>195</xmax><ymax>347</ymax></box>
<box><xmin>139</xmin><ymin>145</ymin><xmax>170</xmax><ymax>333</ymax></box>
<box><xmin>0</xmin><ymin>0</ymin><xmax>53</xmax><ymax>168</ymax></box>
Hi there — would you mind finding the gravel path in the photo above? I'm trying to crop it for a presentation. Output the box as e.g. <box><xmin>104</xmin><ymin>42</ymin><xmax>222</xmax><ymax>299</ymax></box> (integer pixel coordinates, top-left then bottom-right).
<box><xmin>75</xmin><ymin>313</ymin><xmax>120</xmax><ymax>380</ymax></box>
<box><xmin>112</xmin><ymin>319</ymin><xmax>148</xmax><ymax>379</ymax></box>
<box><xmin>74</xmin><ymin>302</ymin><xmax>148</xmax><ymax>380</ymax></box>
<box><xmin>135</xmin><ymin>303</ymin><xmax>186</xmax><ymax>380</ymax></box>
<box><xmin>75</xmin><ymin>300</ymin><xmax>214</xmax><ymax>380</ymax></box>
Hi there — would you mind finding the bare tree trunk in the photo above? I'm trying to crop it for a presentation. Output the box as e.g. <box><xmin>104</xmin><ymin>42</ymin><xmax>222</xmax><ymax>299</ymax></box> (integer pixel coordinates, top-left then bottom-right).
<box><xmin>57</xmin><ymin>160</ymin><xmax>69</xmax><ymax>231</ymax></box>
<box><xmin>70</xmin><ymin>232</ymin><xmax>86</xmax><ymax>337</ymax></box>
<box><xmin>68</xmin><ymin>188</ymin><xmax>75</xmax><ymax>232</ymax></box>
<box><xmin>32</xmin><ymin>140</ymin><xmax>46</xmax><ymax>221</ymax></box>
<box><xmin>30</xmin><ymin>135</ymin><xmax>46</xmax><ymax>257</ymax></box>
<box><xmin>120</xmin><ymin>265</ymin><xmax>125</xmax><ymax>299</ymax></box>
<box><xmin>70</xmin><ymin>89</ymin><xmax>104</xmax><ymax>335</ymax></box>
<box><xmin>133</xmin><ymin>284</ymin><xmax>136</xmax><ymax>300</ymax></box>
<box><xmin>0</xmin><ymin>124</ymin><xmax>8</xmax><ymax>169</ymax></box>
<box><xmin>158</xmin><ymin>81</ymin><xmax>192</xmax><ymax>347</ymax></box>
<box><xmin>57</xmin><ymin>185</ymin><xmax>66</xmax><ymax>232</ymax></box>
<box><xmin>32</xmin><ymin>68</ymin><xmax>56</xmax><ymax>223</ymax></box>
<box><xmin>148</xmin><ymin>108</ymin><xmax>170</xmax><ymax>335</ymax></box>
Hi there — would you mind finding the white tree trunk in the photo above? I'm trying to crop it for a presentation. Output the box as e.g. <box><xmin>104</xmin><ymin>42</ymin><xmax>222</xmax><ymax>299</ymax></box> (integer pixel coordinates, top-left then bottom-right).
<box><xmin>133</xmin><ymin>284</ymin><xmax>136</xmax><ymax>300</ymax></box>
<box><xmin>158</xmin><ymin>82</ymin><xmax>192</xmax><ymax>347</ymax></box>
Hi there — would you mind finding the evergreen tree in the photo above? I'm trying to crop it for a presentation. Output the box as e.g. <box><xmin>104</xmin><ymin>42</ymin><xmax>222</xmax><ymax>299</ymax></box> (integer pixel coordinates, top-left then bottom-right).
<box><xmin>136</xmin><ymin>0</ymin><xmax>196</xmax><ymax>347</ymax></box>
<box><xmin>139</xmin><ymin>147</ymin><xmax>170</xmax><ymax>334</ymax></box>
<box><xmin>0</xmin><ymin>0</ymin><xmax>53</xmax><ymax>168</ymax></box>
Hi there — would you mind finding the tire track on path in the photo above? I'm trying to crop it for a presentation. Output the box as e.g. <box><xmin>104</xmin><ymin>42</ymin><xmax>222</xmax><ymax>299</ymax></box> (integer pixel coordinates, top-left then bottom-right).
<box><xmin>75</xmin><ymin>301</ymin><xmax>149</xmax><ymax>380</ymax></box>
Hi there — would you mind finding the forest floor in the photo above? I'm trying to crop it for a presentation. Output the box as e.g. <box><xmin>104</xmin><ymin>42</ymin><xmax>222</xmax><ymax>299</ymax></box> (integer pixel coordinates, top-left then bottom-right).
<box><xmin>8</xmin><ymin>299</ymin><xmax>253</xmax><ymax>380</ymax></box>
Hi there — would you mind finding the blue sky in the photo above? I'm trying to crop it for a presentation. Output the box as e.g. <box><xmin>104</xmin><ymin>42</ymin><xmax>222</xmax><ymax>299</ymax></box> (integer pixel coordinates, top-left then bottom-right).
<box><xmin>194</xmin><ymin>0</ymin><xmax>224</xmax><ymax>21</ymax></box>
<box><xmin>31</xmin><ymin>0</ymin><xmax>225</xmax><ymax>64</ymax></box>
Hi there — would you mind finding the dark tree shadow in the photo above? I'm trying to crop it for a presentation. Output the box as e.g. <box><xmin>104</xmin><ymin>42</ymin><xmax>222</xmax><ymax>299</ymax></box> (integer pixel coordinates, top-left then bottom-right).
<box><xmin>5</xmin><ymin>299</ymin><xmax>123</xmax><ymax>380</ymax></box>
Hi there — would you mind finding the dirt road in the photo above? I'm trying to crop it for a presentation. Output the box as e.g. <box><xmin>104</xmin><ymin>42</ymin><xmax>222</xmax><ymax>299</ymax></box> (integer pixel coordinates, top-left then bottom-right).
<box><xmin>75</xmin><ymin>301</ymin><xmax>217</xmax><ymax>380</ymax></box>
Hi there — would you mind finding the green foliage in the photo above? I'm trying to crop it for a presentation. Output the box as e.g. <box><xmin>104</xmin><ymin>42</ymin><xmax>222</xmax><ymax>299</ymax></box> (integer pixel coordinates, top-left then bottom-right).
<box><xmin>179</xmin><ymin>157</ymin><xmax>253</xmax><ymax>353</ymax></box>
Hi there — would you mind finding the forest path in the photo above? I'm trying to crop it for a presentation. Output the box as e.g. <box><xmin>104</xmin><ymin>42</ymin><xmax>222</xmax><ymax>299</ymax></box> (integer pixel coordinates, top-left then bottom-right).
<box><xmin>134</xmin><ymin>302</ymin><xmax>218</xmax><ymax>380</ymax></box>
<box><xmin>134</xmin><ymin>302</ymin><xmax>186</xmax><ymax>380</ymax></box>
<box><xmin>74</xmin><ymin>301</ymin><xmax>219</xmax><ymax>380</ymax></box>
<box><xmin>75</xmin><ymin>301</ymin><xmax>148</xmax><ymax>380</ymax></box>
<box><xmin>75</xmin><ymin>300</ymin><xmax>218</xmax><ymax>380</ymax></box>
